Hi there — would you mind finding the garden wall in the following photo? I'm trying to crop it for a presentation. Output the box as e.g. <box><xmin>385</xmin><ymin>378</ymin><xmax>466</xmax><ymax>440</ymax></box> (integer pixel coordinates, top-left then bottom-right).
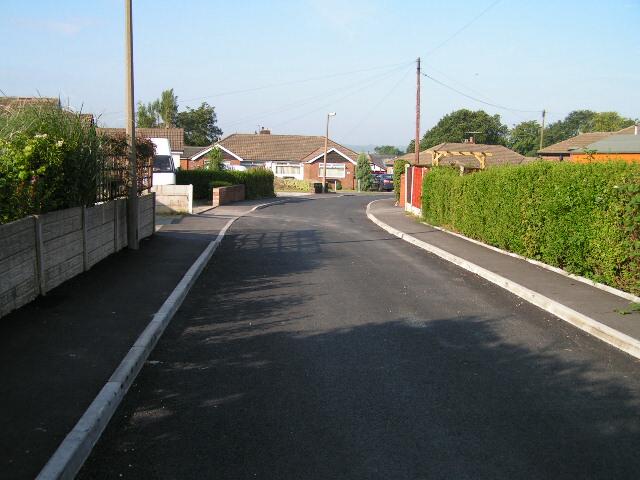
<box><xmin>213</xmin><ymin>184</ymin><xmax>245</xmax><ymax>207</ymax></box>
<box><xmin>151</xmin><ymin>184</ymin><xmax>193</xmax><ymax>214</ymax></box>
<box><xmin>0</xmin><ymin>193</ymin><xmax>155</xmax><ymax>318</ymax></box>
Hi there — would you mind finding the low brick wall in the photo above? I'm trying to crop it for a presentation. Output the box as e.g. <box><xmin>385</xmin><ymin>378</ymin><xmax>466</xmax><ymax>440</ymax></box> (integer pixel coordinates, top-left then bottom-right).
<box><xmin>0</xmin><ymin>194</ymin><xmax>155</xmax><ymax>318</ymax></box>
<box><xmin>212</xmin><ymin>184</ymin><xmax>245</xmax><ymax>207</ymax></box>
<box><xmin>151</xmin><ymin>184</ymin><xmax>193</xmax><ymax>214</ymax></box>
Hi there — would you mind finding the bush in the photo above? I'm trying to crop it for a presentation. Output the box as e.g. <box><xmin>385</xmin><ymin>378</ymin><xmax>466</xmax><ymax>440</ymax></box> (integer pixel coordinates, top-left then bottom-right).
<box><xmin>177</xmin><ymin>167</ymin><xmax>275</xmax><ymax>200</ymax></box>
<box><xmin>209</xmin><ymin>180</ymin><xmax>233</xmax><ymax>189</ymax></box>
<box><xmin>393</xmin><ymin>158</ymin><xmax>409</xmax><ymax>201</ymax></box>
<box><xmin>356</xmin><ymin>152</ymin><xmax>374</xmax><ymax>191</ymax></box>
<box><xmin>0</xmin><ymin>104</ymin><xmax>103</xmax><ymax>223</ymax></box>
<box><xmin>422</xmin><ymin>162</ymin><xmax>640</xmax><ymax>294</ymax></box>
<box><xmin>274</xmin><ymin>177</ymin><xmax>312</xmax><ymax>192</ymax></box>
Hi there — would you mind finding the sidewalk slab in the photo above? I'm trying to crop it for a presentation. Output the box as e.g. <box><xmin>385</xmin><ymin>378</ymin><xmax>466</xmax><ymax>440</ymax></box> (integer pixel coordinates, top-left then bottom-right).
<box><xmin>0</xmin><ymin>200</ymin><xmax>270</xmax><ymax>480</ymax></box>
<box><xmin>368</xmin><ymin>199</ymin><xmax>640</xmax><ymax>356</ymax></box>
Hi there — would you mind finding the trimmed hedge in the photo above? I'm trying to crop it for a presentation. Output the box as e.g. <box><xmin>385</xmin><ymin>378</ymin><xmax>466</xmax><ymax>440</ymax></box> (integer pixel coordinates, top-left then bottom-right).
<box><xmin>176</xmin><ymin>168</ymin><xmax>275</xmax><ymax>200</ymax></box>
<box><xmin>422</xmin><ymin>162</ymin><xmax>640</xmax><ymax>295</ymax></box>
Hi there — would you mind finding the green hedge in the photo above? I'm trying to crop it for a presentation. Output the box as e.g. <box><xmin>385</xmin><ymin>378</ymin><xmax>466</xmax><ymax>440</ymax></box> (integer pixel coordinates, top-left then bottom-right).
<box><xmin>176</xmin><ymin>168</ymin><xmax>275</xmax><ymax>200</ymax></box>
<box><xmin>393</xmin><ymin>158</ymin><xmax>409</xmax><ymax>201</ymax></box>
<box><xmin>422</xmin><ymin>162</ymin><xmax>640</xmax><ymax>295</ymax></box>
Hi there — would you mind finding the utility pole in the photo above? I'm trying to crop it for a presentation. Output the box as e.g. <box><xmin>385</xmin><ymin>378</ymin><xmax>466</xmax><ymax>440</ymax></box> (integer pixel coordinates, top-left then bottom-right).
<box><xmin>322</xmin><ymin>112</ymin><xmax>336</xmax><ymax>193</ymax></box>
<box><xmin>125</xmin><ymin>0</ymin><xmax>138</xmax><ymax>249</ymax></box>
<box><xmin>539</xmin><ymin>109</ymin><xmax>546</xmax><ymax>151</ymax></box>
<box><xmin>415</xmin><ymin>57</ymin><xmax>421</xmax><ymax>165</ymax></box>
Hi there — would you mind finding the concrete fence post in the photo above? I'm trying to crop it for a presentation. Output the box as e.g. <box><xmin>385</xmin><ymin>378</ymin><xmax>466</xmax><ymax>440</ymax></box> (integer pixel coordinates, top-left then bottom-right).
<box><xmin>34</xmin><ymin>215</ymin><xmax>46</xmax><ymax>295</ymax></box>
<box><xmin>82</xmin><ymin>206</ymin><xmax>89</xmax><ymax>271</ymax></box>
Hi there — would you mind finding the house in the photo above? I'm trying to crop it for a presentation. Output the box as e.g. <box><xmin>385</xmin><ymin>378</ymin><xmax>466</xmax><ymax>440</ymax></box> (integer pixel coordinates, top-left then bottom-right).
<box><xmin>215</xmin><ymin>129</ymin><xmax>359</xmax><ymax>189</ymax></box>
<box><xmin>180</xmin><ymin>145</ymin><xmax>215</xmax><ymax>170</ymax></box>
<box><xmin>538</xmin><ymin>125</ymin><xmax>637</xmax><ymax>161</ymax></box>
<box><xmin>97</xmin><ymin>127</ymin><xmax>184</xmax><ymax>168</ymax></box>
<box><xmin>397</xmin><ymin>142</ymin><xmax>526</xmax><ymax>172</ymax></box>
<box><xmin>570</xmin><ymin>132</ymin><xmax>640</xmax><ymax>163</ymax></box>
<box><xmin>367</xmin><ymin>153</ymin><xmax>397</xmax><ymax>174</ymax></box>
<box><xmin>0</xmin><ymin>96</ymin><xmax>95</xmax><ymax>125</ymax></box>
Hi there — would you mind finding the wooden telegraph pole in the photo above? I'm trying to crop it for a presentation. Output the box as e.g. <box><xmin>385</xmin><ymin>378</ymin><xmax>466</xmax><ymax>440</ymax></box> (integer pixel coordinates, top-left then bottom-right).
<box><xmin>125</xmin><ymin>0</ymin><xmax>139</xmax><ymax>249</ymax></box>
<box><xmin>415</xmin><ymin>57</ymin><xmax>421</xmax><ymax>164</ymax></box>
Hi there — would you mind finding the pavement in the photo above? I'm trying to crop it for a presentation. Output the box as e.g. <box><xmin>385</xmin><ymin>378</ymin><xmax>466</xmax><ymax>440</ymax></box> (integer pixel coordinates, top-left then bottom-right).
<box><xmin>75</xmin><ymin>194</ymin><xmax>640</xmax><ymax>479</ymax></box>
<box><xmin>368</xmin><ymin>198</ymin><xmax>640</xmax><ymax>353</ymax></box>
<box><xmin>0</xmin><ymin>198</ymin><xmax>286</xmax><ymax>480</ymax></box>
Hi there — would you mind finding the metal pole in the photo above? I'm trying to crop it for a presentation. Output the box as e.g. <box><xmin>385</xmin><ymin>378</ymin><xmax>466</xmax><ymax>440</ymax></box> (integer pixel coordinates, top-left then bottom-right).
<box><xmin>415</xmin><ymin>57</ymin><xmax>421</xmax><ymax>165</ymax></box>
<box><xmin>323</xmin><ymin>114</ymin><xmax>328</xmax><ymax>193</ymax></box>
<box><xmin>125</xmin><ymin>0</ymin><xmax>138</xmax><ymax>249</ymax></box>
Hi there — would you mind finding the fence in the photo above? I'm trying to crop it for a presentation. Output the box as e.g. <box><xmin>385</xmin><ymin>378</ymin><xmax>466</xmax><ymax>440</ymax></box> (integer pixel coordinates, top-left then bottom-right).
<box><xmin>0</xmin><ymin>193</ymin><xmax>155</xmax><ymax>318</ymax></box>
<box><xmin>96</xmin><ymin>152</ymin><xmax>154</xmax><ymax>204</ymax></box>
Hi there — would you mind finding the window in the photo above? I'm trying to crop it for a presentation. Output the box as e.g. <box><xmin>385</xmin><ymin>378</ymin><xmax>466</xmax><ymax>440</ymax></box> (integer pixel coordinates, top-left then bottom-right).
<box><xmin>318</xmin><ymin>163</ymin><xmax>346</xmax><ymax>178</ymax></box>
<box><xmin>275</xmin><ymin>163</ymin><xmax>301</xmax><ymax>176</ymax></box>
<box><xmin>153</xmin><ymin>155</ymin><xmax>174</xmax><ymax>173</ymax></box>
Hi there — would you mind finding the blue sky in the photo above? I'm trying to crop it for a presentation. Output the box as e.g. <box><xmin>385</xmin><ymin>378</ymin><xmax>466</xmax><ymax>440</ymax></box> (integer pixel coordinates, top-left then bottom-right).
<box><xmin>2</xmin><ymin>0</ymin><xmax>639</xmax><ymax>148</ymax></box>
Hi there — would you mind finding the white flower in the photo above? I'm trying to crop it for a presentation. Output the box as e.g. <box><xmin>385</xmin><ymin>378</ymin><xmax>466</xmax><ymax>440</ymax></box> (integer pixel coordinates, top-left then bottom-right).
<box><xmin>35</xmin><ymin>133</ymin><xmax>48</xmax><ymax>138</ymax></box>
<box><xmin>56</xmin><ymin>140</ymin><xmax>64</xmax><ymax>147</ymax></box>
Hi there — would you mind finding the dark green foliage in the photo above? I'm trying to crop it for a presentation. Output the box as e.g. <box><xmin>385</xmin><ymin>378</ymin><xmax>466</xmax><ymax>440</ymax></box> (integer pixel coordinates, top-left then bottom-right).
<box><xmin>204</xmin><ymin>147</ymin><xmax>224</xmax><ymax>170</ymax></box>
<box><xmin>136</xmin><ymin>88</ymin><xmax>178</xmax><ymax>128</ymax></box>
<box><xmin>422</xmin><ymin>162</ymin><xmax>640</xmax><ymax>294</ymax></box>
<box><xmin>0</xmin><ymin>104</ymin><xmax>102</xmax><ymax>223</ymax></box>
<box><xmin>393</xmin><ymin>158</ymin><xmax>409</xmax><ymax>201</ymax></box>
<box><xmin>356</xmin><ymin>153</ymin><xmax>374</xmax><ymax>191</ymax></box>
<box><xmin>209</xmin><ymin>180</ymin><xmax>233</xmax><ymax>188</ymax></box>
<box><xmin>374</xmin><ymin>145</ymin><xmax>403</xmax><ymax>155</ymax></box>
<box><xmin>508</xmin><ymin>120</ymin><xmax>541</xmax><ymax>156</ymax></box>
<box><xmin>176</xmin><ymin>168</ymin><xmax>275</xmax><ymax>200</ymax></box>
<box><xmin>176</xmin><ymin>102</ymin><xmax>223</xmax><ymax>146</ymax></box>
<box><xmin>413</xmin><ymin>109</ymin><xmax>508</xmax><ymax>151</ymax></box>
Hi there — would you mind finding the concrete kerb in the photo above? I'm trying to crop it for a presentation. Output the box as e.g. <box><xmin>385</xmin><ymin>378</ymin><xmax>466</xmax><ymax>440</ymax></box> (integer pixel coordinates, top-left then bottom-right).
<box><xmin>366</xmin><ymin>200</ymin><xmax>640</xmax><ymax>361</ymax></box>
<box><xmin>36</xmin><ymin>198</ymin><xmax>285</xmax><ymax>480</ymax></box>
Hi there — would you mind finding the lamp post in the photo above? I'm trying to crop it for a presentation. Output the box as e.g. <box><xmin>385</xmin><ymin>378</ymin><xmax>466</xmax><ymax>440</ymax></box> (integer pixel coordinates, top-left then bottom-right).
<box><xmin>322</xmin><ymin>112</ymin><xmax>336</xmax><ymax>193</ymax></box>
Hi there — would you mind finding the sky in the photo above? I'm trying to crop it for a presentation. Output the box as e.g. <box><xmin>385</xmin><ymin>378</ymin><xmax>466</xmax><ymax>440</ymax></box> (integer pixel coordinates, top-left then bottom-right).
<box><xmin>2</xmin><ymin>0</ymin><xmax>639</xmax><ymax>149</ymax></box>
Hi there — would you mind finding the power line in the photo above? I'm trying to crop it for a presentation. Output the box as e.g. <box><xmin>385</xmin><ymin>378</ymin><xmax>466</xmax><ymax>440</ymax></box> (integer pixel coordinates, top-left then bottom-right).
<box><xmin>425</xmin><ymin>0</ymin><xmax>502</xmax><ymax>56</ymax></box>
<box><xmin>343</xmin><ymin>64</ymin><xmax>413</xmax><ymax>137</ymax></box>
<box><xmin>422</xmin><ymin>71</ymin><xmax>541</xmax><ymax>114</ymax></box>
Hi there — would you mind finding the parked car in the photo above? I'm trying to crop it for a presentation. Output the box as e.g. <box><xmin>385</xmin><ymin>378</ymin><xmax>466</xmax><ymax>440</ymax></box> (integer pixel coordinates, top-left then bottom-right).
<box><xmin>151</xmin><ymin>138</ymin><xmax>176</xmax><ymax>185</ymax></box>
<box><xmin>374</xmin><ymin>173</ymin><xmax>394</xmax><ymax>191</ymax></box>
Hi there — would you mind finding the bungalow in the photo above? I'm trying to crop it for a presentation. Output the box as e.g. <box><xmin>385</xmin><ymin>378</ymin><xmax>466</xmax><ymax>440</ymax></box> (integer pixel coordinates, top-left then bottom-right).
<box><xmin>96</xmin><ymin>127</ymin><xmax>184</xmax><ymax>169</ymax></box>
<box><xmin>570</xmin><ymin>131</ymin><xmax>640</xmax><ymax>163</ymax></box>
<box><xmin>215</xmin><ymin>129</ymin><xmax>359</xmax><ymax>189</ymax></box>
<box><xmin>180</xmin><ymin>145</ymin><xmax>215</xmax><ymax>170</ymax></box>
<box><xmin>538</xmin><ymin>125</ymin><xmax>637</xmax><ymax>161</ymax></box>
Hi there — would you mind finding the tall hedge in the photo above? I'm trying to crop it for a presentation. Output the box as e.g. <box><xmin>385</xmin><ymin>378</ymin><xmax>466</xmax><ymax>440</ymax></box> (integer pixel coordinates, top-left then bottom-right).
<box><xmin>176</xmin><ymin>168</ymin><xmax>275</xmax><ymax>200</ymax></box>
<box><xmin>393</xmin><ymin>158</ymin><xmax>409</xmax><ymax>201</ymax></box>
<box><xmin>422</xmin><ymin>162</ymin><xmax>640</xmax><ymax>294</ymax></box>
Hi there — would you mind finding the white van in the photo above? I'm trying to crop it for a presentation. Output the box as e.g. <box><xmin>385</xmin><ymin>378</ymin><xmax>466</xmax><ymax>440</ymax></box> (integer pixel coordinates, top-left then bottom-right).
<box><xmin>151</xmin><ymin>138</ymin><xmax>176</xmax><ymax>185</ymax></box>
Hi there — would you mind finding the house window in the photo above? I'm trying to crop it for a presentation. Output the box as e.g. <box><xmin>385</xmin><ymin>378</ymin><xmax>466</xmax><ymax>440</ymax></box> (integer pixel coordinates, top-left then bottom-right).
<box><xmin>318</xmin><ymin>163</ymin><xmax>346</xmax><ymax>178</ymax></box>
<box><xmin>275</xmin><ymin>163</ymin><xmax>301</xmax><ymax>176</ymax></box>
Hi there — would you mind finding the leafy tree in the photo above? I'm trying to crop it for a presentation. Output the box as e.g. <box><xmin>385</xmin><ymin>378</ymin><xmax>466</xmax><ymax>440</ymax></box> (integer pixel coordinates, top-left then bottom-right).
<box><xmin>374</xmin><ymin>145</ymin><xmax>403</xmax><ymax>155</ymax></box>
<box><xmin>586</xmin><ymin>112</ymin><xmax>636</xmax><ymax>132</ymax></box>
<box><xmin>409</xmin><ymin>109</ymin><xmax>508</xmax><ymax>151</ymax></box>
<box><xmin>136</xmin><ymin>100</ymin><xmax>160</xmax><ymax>128</ymax></box>
<box><xmin>356</xmin><ymin>152</ymin><xmax>374</xmax><ymax>191</ymax></box>
<box><xmin>204</xmin><ymin>147</ymin><xmax>225</xmax><ymax>170</ymax></box>
<box><xmin>543</xmin><ymin>110</ymin><xmax>596</xmax><ymax>147</ymax></box>
<box><xmin>406</xmin><ymin>139</ymin><xmax>415</xmax><ymax>154</ymax></box>
<box><xmin>158</xmin><ymin>88</ymin><xmax>178</xmax><ymax>127</ymax></box>
<box><xmin>176</xmin><ymin>102</ymin><xmax>223</xmax><ymax>146</ymax></box>
<box><xmin>508</xmin><ymin>120</ymin><xmax>541</xmax><ymax>156</ymax></box>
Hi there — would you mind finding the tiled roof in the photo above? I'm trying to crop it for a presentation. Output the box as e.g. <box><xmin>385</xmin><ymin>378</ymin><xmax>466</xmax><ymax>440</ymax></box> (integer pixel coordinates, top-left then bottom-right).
<box><xmin>584</xmin><ymin>134</ymin><xmax>640</xmax><ymax>153</ymax></box>
<box><xmin>217</xmin><ymin>133</ymin><xmax>358</xmax><ymax>163</ymax></box>
<box><xmin>96</xmin><ymin>127</ymin><xmax>184</xmax><ymax>152</ymax></box>
<box><xmin>538</xmin><ymin>132</ymin><xmax>613</xmax><ymax>155</ymax></box>
<box><xmin>182</xmin><ymin>145</ymin><xmax>213</xmax><ymax>159</ymax></box>
<box><xmin>538</xmin><ymin>125</ymin><xmax>638</xmax><ymax>155</ymax></box>
<box><xmin>398</xmin><ymin>143</ymin><xmax>525</xmax><ymax>169</ymax></box>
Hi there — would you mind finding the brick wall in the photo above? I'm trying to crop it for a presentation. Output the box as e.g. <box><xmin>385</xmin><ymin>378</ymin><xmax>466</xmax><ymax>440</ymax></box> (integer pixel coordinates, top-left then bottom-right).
<box><xmin>304</xmin><ymin>151</ymin><xmax>356</xmax><ymax>189</ymax></box>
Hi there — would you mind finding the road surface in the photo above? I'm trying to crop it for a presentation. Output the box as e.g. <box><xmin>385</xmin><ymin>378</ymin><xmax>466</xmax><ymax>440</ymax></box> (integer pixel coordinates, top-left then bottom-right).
<box><xmin>79</xmin><ymin>194</ymin><xmax>640</xmax><ymax>479</ymax></box>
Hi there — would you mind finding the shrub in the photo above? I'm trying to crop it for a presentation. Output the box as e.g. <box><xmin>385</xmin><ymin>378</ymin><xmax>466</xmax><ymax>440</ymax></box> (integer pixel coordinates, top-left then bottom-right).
<box><xmin>177</xmin><ymin>167</ymin><xmax>275</xmax><ymax>200</ymax></box>
<box><xmin>422</xmin><ymin>162</ymin><xmax>640</xmax><ymax>294</ymax></box>
<box><xmin>274</xmin><ymin>177</ymin><xmax>312</xmax><ymax>192</ymax></box>
<box><xmin>209</xmin><ymin>180</ymin><xmax>233</xmax><ymax>189</ymax></box>
<box><xmin>393</xmin><ymin>158</ymin><xmax>409</xmax><ymax>201</ymax></box>
<box><xmin>356</xmin><ymin>153</ymin><xmax>374</xmax><ymax>191</ymax></box>
<box><xmin>0</xmin><ymin>104</ymin><xmax>104</xmax><ymax>223</ymax></box>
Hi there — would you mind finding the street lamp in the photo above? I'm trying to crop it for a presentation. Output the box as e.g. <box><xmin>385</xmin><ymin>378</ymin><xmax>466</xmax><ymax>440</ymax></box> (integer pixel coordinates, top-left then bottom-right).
<box><xmin>322</xmin><ymin>112</ymin><xmax>336</xmax><ymax>193</ymax></box>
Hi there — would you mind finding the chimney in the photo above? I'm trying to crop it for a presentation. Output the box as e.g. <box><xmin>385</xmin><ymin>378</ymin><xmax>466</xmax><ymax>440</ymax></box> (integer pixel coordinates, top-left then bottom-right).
<box><xmin>259</xmin><ymin>127</ymin><xmax>271</xmax><ymax>135</ymax></box>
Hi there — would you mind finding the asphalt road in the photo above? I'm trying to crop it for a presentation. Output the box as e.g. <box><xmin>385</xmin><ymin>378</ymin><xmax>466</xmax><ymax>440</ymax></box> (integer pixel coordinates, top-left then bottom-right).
<box><xmin>79</xmin><ymin>194</ymin><xmax>640</xmax><ymax>480</ymax></box>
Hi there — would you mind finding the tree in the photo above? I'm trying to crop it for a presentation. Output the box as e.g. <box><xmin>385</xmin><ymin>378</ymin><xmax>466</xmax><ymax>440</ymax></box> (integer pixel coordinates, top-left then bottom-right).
<box><xmin>412</xmin><ymin>109</ymin><xmax>509</xmax><ymax>151</ymax></box>
<box><xmin>204</xmin><ymin>147</ymin><xmax>224</xmax><ymax>170</ymax></box>
<box><xmin>374</xmin><ymin>145</ymin><xmax>403</xmax><ymax>155</ymax></box>
<box><xmin>508</xmin><ymin>120</ymin><xmax>540</xmax><ymax>157</ymax></box>
<box><xmin>176</xmin><ymin>102</ymin><xmax>223</xmax><ymax>146</ymax></box>
<box><xmin>136</xmin><ymin>100</ymin><xmax>160</xmax><ymax>128</ymax></box>
<box><xmin>586</xmin><ymin>112</ymin><xmax>636</xmax><ymax>132</ymax></box>
<box><xmin>543</xmin><ymin>110</ymin><xmax>596</xmax><ymax>147</ymax></box>
<box><xmin>356</xmin><ymin>153</ymin><xmax>374</xmax><ymax>191</ymax></box>
<box><xmin>158</xmin><ymin>88</ymin><xmax>178</xmax><ymax>127</ymax></box>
